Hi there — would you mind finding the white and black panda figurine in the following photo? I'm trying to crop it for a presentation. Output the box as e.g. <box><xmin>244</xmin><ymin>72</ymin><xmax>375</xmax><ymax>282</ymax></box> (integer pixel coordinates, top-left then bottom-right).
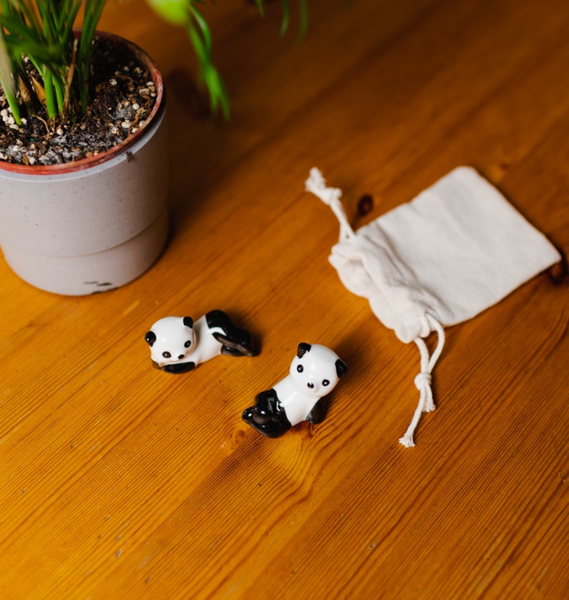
<box><xmin>144</xmin><ymin>310</ymin><xmax>256</xmax><ymax>374</ymax></box>
<box><xmin>242</xmin><ymin>343</ymin><xmax>347</xmax><ymax>438</ymax></box>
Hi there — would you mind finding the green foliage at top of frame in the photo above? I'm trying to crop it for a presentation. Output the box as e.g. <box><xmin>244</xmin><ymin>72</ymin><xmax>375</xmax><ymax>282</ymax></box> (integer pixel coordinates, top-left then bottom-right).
<box><xmin>0</xmin><ymin>0</ymin><xmax>308</xmax><ymax>125</ymax></box>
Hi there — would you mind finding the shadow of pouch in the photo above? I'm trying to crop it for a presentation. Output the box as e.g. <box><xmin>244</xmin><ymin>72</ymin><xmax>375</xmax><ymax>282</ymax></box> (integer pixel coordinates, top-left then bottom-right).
<box><xmin>306</xmin><ymin>166</ymin><xmax>562</xmax><ymax>447</ymax></box>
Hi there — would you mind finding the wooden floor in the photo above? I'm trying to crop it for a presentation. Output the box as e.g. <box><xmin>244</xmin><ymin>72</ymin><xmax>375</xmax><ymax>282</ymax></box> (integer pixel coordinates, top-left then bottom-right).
<box><xmin>2</xmin><ymin>0</ymin><xmax>569</xmax><ymax>598</ymax></box>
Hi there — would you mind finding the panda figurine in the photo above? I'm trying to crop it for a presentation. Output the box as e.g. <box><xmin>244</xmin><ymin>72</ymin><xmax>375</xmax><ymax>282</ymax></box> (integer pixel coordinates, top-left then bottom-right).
<box><xmin>242</xmin><ymin>343</ymin><xmax>347</xmax><ymax>438</ymax></box>
<box><xmin>144</xmin><ymin>310</ymin><xmax>256</xmax><ymax>374</ymax></box>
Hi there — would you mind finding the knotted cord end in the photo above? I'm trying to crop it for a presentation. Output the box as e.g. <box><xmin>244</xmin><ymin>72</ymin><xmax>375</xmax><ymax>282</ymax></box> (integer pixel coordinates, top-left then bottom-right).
<box><xmin>305</xmin><ymin>168</ymin><xmax>355</xmax><ymax>241</ymax></box>
<box><xmin>305</xmin><ymin>168</ymin><xmax>342</xmax><ymax>205</ymax></box>
<box><xmin>399</xmin><ymin>433</ymin><xmax>416</xmax><ymax>448</ymax></box>
<box><xmin>400</xmin><ymin>316</ymin><xmax>445</xmax><ymax>448</ymax></box>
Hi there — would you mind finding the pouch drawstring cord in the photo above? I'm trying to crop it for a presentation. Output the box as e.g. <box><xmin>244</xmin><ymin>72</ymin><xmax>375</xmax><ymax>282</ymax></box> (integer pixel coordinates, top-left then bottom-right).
<box><xmin>305</xmin><ymin>168</ymin><xmax>356</xmax><ymax>241</ymax></box>
<box><xmin>399</xmin><ymin>314</ymin><xmax>445</xmax><ymax>447</ymax></box>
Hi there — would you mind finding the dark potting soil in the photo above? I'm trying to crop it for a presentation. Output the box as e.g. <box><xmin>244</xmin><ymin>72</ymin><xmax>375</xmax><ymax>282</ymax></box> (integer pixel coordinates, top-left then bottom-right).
<box><xmin>0</xmin><ymin>37</ymin><xmax>157</xmax><ymax>166</ymax></box>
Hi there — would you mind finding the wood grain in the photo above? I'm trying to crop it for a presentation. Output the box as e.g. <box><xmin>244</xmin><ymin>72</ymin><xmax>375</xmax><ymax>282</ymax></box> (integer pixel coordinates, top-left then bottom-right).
<box><xmin>1</xmin><ymin>0</ymin><xmax>569</xmax><ymax>598</ymax></box>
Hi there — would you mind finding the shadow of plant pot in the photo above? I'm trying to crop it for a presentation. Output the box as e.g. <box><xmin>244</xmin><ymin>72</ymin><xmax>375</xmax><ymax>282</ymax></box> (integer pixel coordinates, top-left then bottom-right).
<box><xmin>0</xmin><ymin>32</ymin><xmax>169</xmax><ymax>296</ymax></box>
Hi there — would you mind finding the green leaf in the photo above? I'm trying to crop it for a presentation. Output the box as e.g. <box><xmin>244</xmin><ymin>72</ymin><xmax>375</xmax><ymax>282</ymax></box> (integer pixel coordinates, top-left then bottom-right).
<box><xmin>146</xmin><ymin>0</ymin><xmax>188</xmax><ymax>25</ymax></box>
<box><xmin>0</xmin><ymin>29</ymin><xmax>21</xmax><ymax>124</ymax></box>
<box><xmin>279</xmin><ymin>0</ymin><xmax>290</xmax><ymax>37</ymax></box>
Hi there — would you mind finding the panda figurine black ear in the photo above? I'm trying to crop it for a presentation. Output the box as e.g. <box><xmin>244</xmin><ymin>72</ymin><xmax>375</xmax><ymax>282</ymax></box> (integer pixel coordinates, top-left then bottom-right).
<box><xmin>144</xmin><ymin>331</ymin><xmax>156</xmax><ymax>347</ymax></box>
<box><xmin>335</xmin><ymin>358</ymin><xmax>348</xmax><ymax>378</ymax></box>
<box><xmin>297</xmin><ymin>342</ymin><xmax>312</xmax><ymax>358</ymax></box>
<box><xmin>183</xmin><ymin>316</ymin><xmax>194</xmax><ymax>329</ymax></box>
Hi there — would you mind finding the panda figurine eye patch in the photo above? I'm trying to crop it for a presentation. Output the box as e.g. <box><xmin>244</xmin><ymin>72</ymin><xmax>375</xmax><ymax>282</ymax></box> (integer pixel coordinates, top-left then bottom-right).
<box><xmin>144</xmin><ymin>310</ymin><xmax>256</xmax><ymax>374</ymax></box>
<box><xmin>242</xmin><ymin>343</ymin><xmax>347</xmax><ymax>438</ymax></box>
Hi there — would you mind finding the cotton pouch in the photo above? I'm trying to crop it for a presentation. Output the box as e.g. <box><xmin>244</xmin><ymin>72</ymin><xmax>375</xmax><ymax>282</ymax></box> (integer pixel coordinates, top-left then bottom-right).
<box><xmin>305</xmin><ymin>166</ymin><xmax>561</xmax><ymax>447</ymax></box>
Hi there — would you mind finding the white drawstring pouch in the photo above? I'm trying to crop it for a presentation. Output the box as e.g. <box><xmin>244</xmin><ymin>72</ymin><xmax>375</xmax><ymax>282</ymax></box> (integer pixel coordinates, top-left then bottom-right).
<box><xmin>306</xmin><ymin>166</ymin><xmax>561</xmax><ymax>447</ymax></box>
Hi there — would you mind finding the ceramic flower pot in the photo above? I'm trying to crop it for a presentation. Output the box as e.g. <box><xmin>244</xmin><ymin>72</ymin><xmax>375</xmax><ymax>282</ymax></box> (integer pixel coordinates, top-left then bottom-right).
<box><xmin>0</xmin><ymin>32</ymin><xmax>169</xmax><ymax>296</ymax></box>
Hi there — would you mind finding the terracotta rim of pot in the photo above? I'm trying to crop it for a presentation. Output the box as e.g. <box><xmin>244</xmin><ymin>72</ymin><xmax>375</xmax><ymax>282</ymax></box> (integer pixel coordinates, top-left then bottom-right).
<box><xmin>0</xmin><ymin>31</ymin><xmax>164</xmax><ymax>176</ymax></box>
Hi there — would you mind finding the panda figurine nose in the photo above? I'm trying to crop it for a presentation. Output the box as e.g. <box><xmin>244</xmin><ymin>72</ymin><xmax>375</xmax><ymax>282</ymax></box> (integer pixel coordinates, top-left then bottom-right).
<box><xmin>307</xmin><ymin>382</ymin><xmax>315</xmax><ymax>389</ymax></box>
<box><xmin>178</xmin><ymin>354</ymin><xmax>185</xmax><ymax>359</ymax></box>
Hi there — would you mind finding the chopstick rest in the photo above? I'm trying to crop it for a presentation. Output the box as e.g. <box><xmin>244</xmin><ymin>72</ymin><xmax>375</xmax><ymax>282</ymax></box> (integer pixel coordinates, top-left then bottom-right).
<box><xmin>306</xmin><ymin>166</ymin><xmax>561</xmax><ymax>447</ymax></box>
<box><xmin>242</xmin><ymin>343</ymin><xmax>348</xmax><ymax>438</ymax></box>
<box><xmin>144</xmin><ymin>310</ymin><xmax>256</xmax><ymax>374</ymax></box>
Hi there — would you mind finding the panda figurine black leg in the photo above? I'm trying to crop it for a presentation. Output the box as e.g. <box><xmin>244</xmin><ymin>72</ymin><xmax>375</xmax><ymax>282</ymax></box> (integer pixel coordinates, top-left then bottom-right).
<box><xmin>144</xmin><ymin>310</ymin><xmax>256</xmax><ymax>373</ymax></box>
<box><xmin>242</xmin><ymin>390</ymin><xmax>292</xmax><ymax>438</ymax></box>
<box><xmin>306</xmin><ymin>398</ymin><xmax>325</xmax><ymax>425</ymax></box>
<box><xmin>242</xmin><ymin>343</ymin><xmax>347</xmax><ymax>438</ymax></box>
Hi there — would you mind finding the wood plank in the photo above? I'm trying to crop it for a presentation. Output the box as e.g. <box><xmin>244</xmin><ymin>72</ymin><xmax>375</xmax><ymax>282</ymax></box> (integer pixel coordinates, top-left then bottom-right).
<box><xmin>1</xmin><ymin>0</ymin><xmax>568</xmax><ymax>598</ymax></box>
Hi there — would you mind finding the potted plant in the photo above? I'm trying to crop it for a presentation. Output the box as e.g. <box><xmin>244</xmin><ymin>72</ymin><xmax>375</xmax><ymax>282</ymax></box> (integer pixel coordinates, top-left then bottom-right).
<box><xmin>0</xmin><ymin>0</ymin><xmax>307</xmax><ymax>295</ymax></box>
